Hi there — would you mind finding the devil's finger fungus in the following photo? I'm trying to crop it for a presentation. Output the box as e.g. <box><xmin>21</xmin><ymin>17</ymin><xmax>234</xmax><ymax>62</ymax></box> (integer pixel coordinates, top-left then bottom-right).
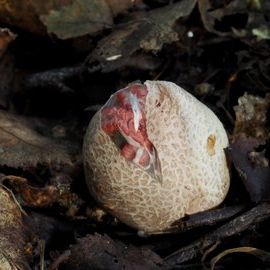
<box><xmin>83</xmin><ymin>81</ymin><xmax>230</xmax><ymax>233</ymax></box>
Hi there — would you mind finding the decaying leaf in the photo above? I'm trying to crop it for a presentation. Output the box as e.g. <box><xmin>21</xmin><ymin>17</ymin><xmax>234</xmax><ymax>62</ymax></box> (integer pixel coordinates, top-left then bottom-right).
<box><xmin>198</xmin><ymin>0</ymin><xmax>247</xmax><ymax>36</ymax></box>
<box><xmin>3</xmin><ymin>175</ymin><xmax>58</xmax><ymax>208</ymax></box>
<box><xmin>86</xmin><ymin>0</ymin><xmax>197</xmax><ymax>72</ymax></box>
<box><xmin>40</xmin><ymin>0</ymin><xmax>113</xmax><ymax>39</ymax></box>
<box><xmin>228</xmin><ymin>136</ymin><xmax>270</xmax><ymax>202</ymax></box>
<box><xmin>0</xmin><ymin>110</ymin><xmax>77</xmax><ymax>170</ymax></box>
<box><xmin>106</xmin><ymin>0</ymin><xmax>142</xmax><ymax>17</ymax></box>
<box><xmin>0</xmin><ymin>186</ymin><xmax>30</xmax><ymax>270</ymax></box>
<box><xmin>1</xmin><ymin>1</ymin><xmax>270</xmax><ymax>269</ymax></box>
<box><xmin>60</xmin><ymin>234</ymin><xmax>165</xmax><ymax>270</ymax></box>
<box><xmin>139</xmin><ymin>0</ymin><xmax>197</xmax><ymax>52</ymax></box>
<box><xmin>0</xmin><ymin>0</ymin><xmax>141</xmax><ymax>39</ymax></box>
<box><xmin>210</xmin><ymin>246</ymin><xmax>270</xmax><ymax>270</ymax></box>
<box><xmin>3</xmin><ymin>175</ymin><xmax>82</xmax><ymax>215</ymax></box>
<box><xmin>233</xmin><ymin>93</ymin><xmax>270</xmax><ymax>140</ymax></box>
<box><xmin>0</xmin><ymin>28</ymin><xmax>16</xmax><ymax>58</ymax></box>
<box><xmin>198</xmin><ymin>0</ymin><xmax>270</xmax><ymax>37</ymax></box>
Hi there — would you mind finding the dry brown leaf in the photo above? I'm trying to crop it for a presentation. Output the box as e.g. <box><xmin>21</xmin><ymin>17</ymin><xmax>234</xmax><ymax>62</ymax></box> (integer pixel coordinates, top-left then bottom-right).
<box><xmin>3</xmin><ymin>175</ymin><xmax>82</xmax><ymax>215</ymax></box>
<box><xmin>106</xmin><ymin>0</ymin><xmax>142</xmax><ymax>17</ymax></box>
<box><xmin>199</xmin><ymin>0</ymin><xmax>247</xmax><ymax>35</ymax></box>
<box><xmin>0</xmin><ymin>110</ymin><xmax>76</xmax><ymax>170</ymax></box>
<box><xmin>229</xmin><ymin>93</ymin><xmax>270</xmax><ymax>202</ymax></box>
<box><xmin>228</xmin><ymin>136</ymin><xmax>270</xmax><ymax>202</ymax></box>
<box><xmin>198</xmin><ymin>0</ymin><xmax>270</xmax><ymax>39</ymax></box>
<box><xmin>0</xmin><ymin>186</ymin><xmax>30</xmax><ymax>270</ymax></box>
<box><xmin>86</xmin><ymin>0</ymin><xmax>197</xmax><ymax>72</ymax></box>
<box><xmin>198</xmin><ymin>0</ymin><xmax>248</xmax><ymax>36</ymax></box>
<box><xmin>0</xmin><ymin>0</ymin><xmax>140</xmax><ymax>38</ymax></box>
<box><xmin>3</xmin><ymin>175</ymin><xmax>58</xmax><ymax>207</ymax></box>
<box><xmin>139</xmin><ymin>0</ymin><xmax>197</xmax><ymax>52</ymax></box>
<box><xmin>40</xmin><ymin>0</ymin><xmax>113</xmax><ymax>39</ymax></box>
<box><xmin>233</xmin><ymin>93</ymin><xmax>270</xmax><ymax>140</ymax></box>
<box><xmin>60</xmin><ymin>234</ymin><xmax>165</xmax><ymax>270</ymax></box>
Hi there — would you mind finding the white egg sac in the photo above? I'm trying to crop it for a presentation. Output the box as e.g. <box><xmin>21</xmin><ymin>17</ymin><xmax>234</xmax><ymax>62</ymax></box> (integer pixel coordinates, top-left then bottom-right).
<box><xmin>83</xmin><ymin>80</ymin><xmax>230</xmax><ymax>234</ymax></box>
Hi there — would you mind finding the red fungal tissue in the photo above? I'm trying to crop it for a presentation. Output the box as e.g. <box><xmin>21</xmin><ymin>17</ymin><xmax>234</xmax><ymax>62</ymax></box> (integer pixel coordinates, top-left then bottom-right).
<box><xmin>101</xmin><ymin>83</ymin><xmax>156</xmax><ymax>170</ymax></box>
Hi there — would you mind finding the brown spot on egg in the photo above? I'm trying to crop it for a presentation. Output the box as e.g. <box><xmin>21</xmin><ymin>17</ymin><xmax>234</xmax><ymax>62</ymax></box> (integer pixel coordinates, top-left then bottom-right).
<box><xmin>155</xmin><ymin>100</ymin><xmax>161</xmax><ymax>107</ymax></box>
<box><xmin>207</xmin><ymin>134</ymin><xmax>216</xmax><ymax>156</ymax></box>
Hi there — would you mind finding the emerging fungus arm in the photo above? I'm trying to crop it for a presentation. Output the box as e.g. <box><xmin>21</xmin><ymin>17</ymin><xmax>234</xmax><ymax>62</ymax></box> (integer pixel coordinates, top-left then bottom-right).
<box><xmin>101</xmin><ymin>83</ymin><xmax>161</xmax><ymax>180</ymax></box>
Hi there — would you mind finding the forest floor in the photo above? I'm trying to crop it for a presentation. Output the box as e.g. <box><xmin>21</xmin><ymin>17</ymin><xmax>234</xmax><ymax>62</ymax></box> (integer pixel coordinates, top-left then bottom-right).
<box><xmin>0</xmin><ymin>0</ymin><xmax>270</xmax><ymax>269</ymax></box>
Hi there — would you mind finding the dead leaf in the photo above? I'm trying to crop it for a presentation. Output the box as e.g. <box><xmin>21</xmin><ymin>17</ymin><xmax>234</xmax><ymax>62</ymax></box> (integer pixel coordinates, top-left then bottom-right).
<box><xmin>227</xmin><ymin>136</ymin><xmax>270</xmax><ymax>202</ymax></box>
<box><xmin>0</xmin><ymin>0</ymin><xmax>140</xmax><ymax>38</ymax></box>
<box><xmin>59</xmin><ymin>233</ymin><xmax>165</xmax><ymax>270</ymax></box>
<box><xmin>86</xmin><ymin>0</ymin><xmax>197</xmax><ymax>72</ymax></box>
<box><xmin>198</xmin><ymin>0</ymin><xmax>248</xmax><ymax>35</ymax></box>
<box><xmin>229</xmin><ymin>92</ymin><xmax>270</xmax><ymax>203</ymax></box>
<box><xmin>2</xmin><ymin>175</ymin><xmax>83</xmax><ymax>217</ymax></box>
<box><xmin>0</xmin><ymin>110</ymin><xmax>77</xmax><ymax>170</ymax></box>
<box><xmin>40</xmin><ymin>0</ymin><xmax>113</xmax><ymax>39</ymax></box>
<box><xmin>210</xmin><ymin>246</ymin><xmax>270</xmax><ymax>270</ymax></box>
<box><xmin>233</xmin><ymin>93</ymin><xmax>270</xmax><ymax>140</ymax></box>
<box><xmin>0</xmin><ymin>186</ymin><xmax>30</xmax><ymax>270</ymax></box>
<box><xmin>3</xmin><ymin>175</ymin><xmax>58</xmax><ymax>207</ymax></box>
<box><xmin>106</xmin><ymin>0</ymin><xmax>142</xmax><ymax>17</ymax></box>
<box><xmin>198</xmin><ymin>0</ymin><xmax>270</xmax><ymax>37</ymax></box>
<box><xmin>139</xmin><ymin>0</ymin><xmax>197</xmax><ymax>52</ymax></box>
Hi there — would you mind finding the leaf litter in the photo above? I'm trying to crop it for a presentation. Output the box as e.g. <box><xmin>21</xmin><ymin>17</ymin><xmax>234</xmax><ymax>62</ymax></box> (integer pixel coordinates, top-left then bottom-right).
<box><xmin>0</xmin><ymin>0</ymin><xmax>270</xmax><ymax>269</ymax></box>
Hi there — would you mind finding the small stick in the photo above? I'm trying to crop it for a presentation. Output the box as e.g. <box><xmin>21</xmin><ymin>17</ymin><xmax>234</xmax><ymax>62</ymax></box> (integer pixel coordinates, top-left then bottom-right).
<box><xmin>24</xmin><ymin>66</ymin><xmax>83</xmax><ymax>93</ymax></box>
<box><xmin>39</xmin><ymin>240</ymin><xmax>45</xmax><ymax>270</ymax></box>
<box><xmin>172</xmin><ymin>205</ymin><xmax>246</xmax><ymax>232</ymax></box>
<box><xmin>165</xmin><ymin>203</ymin><xmax>270</xmax><ymax>265</ymax></box>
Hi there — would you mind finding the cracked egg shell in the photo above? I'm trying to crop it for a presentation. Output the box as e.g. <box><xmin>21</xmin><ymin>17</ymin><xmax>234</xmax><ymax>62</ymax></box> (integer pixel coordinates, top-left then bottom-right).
<box><xmin>83</xmin><ymin>80</ymin><xmax>230</xmax><ymax>234</ymax></box>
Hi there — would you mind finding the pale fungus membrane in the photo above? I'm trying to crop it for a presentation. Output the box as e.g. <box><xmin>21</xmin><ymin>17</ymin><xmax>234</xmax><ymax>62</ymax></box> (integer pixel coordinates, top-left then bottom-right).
<box><xmin>100</xmin><ymin>83</ymin><xmax>162</xmax><ymax>183</ymax></box>
<box><xmin>83</xmin><ymin>81</ymin><xmax>230</xmax><ymax>234</ymax></box>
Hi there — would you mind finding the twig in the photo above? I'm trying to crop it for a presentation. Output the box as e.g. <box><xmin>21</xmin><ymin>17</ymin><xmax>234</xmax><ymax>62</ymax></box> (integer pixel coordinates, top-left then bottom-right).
<box><xmin>152</xmin><ymin>205</ymin><xmax>246</xmax><ymax>234</ymax></box>
<box><xmin>0</xmin><ymin>183</ymin><xmax>27</xmax><ymax>216</ymax></box>
<box><xmin>165</xmin><ymin>203</ymin><xmax>270</xmax><ymax>266</ymax></box>
<box><xmin>172</xmin><ymin>205</ymin><xmax>246</xmax><ymax>232</ymax></box>
<box><xmin>39</xmin><ymin>240</ymin><xmax>46</xmax><ymax>270</ymax></box>
<box><xmin>24</xmin><ymin>66</ymin><xmax>83</xmax><ymax>94</ymax></box>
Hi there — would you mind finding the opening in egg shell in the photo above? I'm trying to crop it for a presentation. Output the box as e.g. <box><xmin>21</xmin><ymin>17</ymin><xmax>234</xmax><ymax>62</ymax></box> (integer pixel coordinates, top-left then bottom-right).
<box><xmin>101</xmin><ymin>83</ymin><xmax>162</xmax><ymax>182</ymax></box>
